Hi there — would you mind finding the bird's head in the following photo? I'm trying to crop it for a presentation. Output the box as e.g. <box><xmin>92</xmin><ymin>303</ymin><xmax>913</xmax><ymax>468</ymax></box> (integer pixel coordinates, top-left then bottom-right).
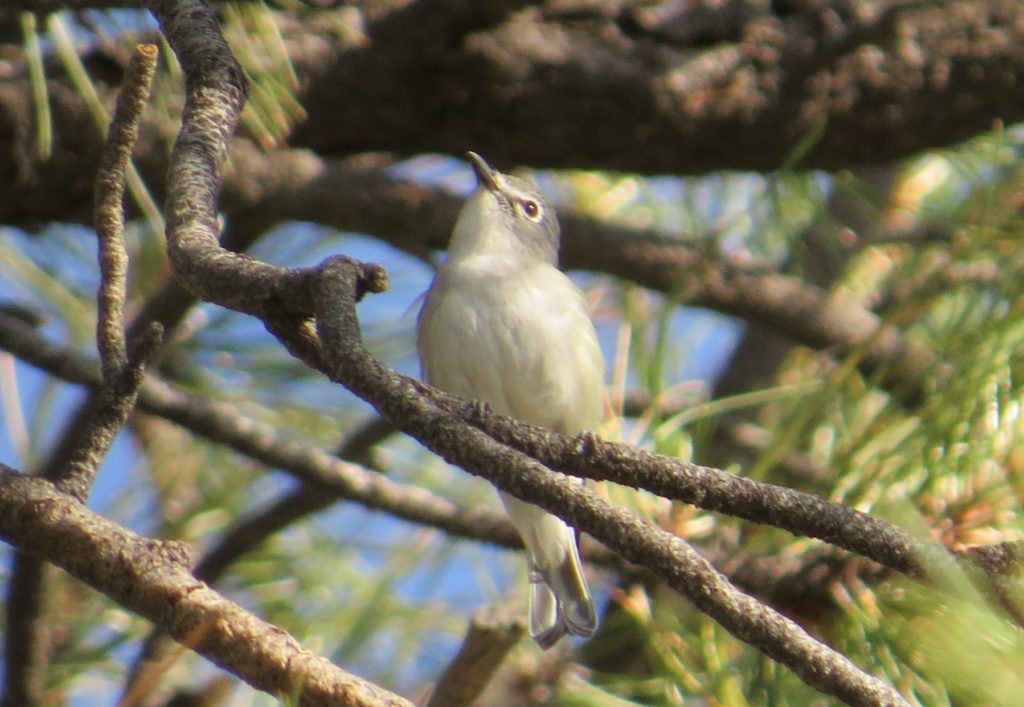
<box><xmin>447</xmin><ymin>152</ymin><xmax>560</xmax><ymax>265</ymax></box>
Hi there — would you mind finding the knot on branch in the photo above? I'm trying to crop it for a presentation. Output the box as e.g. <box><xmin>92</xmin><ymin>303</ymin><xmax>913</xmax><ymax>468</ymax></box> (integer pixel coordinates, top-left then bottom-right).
<box><xmin>356</xmin><ymin>262</ymin><xmax>389</xmax><ymax>301</ymax></box>
<box><xmin>311</xmin><ymin>255</ymin><xmax>388</xmax><ymax>381</ymax></box>
<box><xmin>315</xmin><ymin>255</ymin><xmax>388</xmax><ymax>304</ymax></box>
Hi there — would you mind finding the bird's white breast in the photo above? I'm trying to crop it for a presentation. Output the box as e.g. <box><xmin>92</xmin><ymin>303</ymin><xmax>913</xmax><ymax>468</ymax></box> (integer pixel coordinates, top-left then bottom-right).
<box><xmin>418</xmin><ymin>254</ymin><xmax>604</xmax><ymax>434</ymax></box>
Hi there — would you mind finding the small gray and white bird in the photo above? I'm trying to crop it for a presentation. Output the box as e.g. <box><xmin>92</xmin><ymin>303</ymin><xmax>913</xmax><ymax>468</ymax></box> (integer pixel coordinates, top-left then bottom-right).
<box><xmin>417</xmin><ymin>152</ymin><xmax>603</xmax><ymax>648</ymax></box>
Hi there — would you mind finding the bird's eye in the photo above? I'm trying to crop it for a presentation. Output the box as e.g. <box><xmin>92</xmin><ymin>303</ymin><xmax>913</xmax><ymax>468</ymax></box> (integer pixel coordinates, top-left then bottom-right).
<box><xmin>519</xmin><ymin>199</ymin><xmax>541</xmax><ymax>221</ymax></box>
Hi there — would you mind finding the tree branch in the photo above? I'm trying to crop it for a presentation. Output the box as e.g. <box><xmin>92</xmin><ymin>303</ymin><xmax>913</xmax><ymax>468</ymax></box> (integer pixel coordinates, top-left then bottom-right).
<box><xmin>310</xmin><ymin>258</ymin><xmax>910</xmax><ymax>707</ymax></box>
<box><xmin>0</xmin><ymin>465</ymin><xmax>411</xmax><ymax>707</ymax></box>
<box><xmin>289</xmin><ymin>0</ymin><xmax>1024</xmax><ymax>173</ymax></box>
<box><xmin>4</xmin><ymin>2</ymin><xmax>1023</xmax><ymax>210</ymax></box>
<box><xmin>94</xmin><ymin>43</ymin><xmax>158</xmax><ymax>378</ymax></box>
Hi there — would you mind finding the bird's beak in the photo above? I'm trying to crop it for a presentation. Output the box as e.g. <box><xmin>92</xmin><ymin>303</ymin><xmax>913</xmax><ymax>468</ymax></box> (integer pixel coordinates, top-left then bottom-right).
<box><xmin>467</xmin><ymin>151</ymin><xmax>501</xmax><ymax>193</ymax></box>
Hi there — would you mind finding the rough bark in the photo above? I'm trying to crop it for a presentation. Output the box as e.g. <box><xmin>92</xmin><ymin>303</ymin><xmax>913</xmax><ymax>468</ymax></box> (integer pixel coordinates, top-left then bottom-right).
<box><xmin>3</xmin><ymin>0</ymin><xmax>1024</xmax><ymax>230</ymax></box>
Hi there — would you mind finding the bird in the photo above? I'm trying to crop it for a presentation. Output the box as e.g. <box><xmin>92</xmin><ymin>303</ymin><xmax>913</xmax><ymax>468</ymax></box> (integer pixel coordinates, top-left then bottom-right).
<box><xmin>417</xmin><ymin>152</ymin><xmax>603</xmax><ymax>648</ymax></box>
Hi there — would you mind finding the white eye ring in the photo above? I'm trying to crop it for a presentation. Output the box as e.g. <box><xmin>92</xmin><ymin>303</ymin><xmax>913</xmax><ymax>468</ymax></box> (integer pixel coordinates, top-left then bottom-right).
<box><xmin>519</xmin><ymin>199</ymin><xmax>542</xmax><ymax>222</ymax></box>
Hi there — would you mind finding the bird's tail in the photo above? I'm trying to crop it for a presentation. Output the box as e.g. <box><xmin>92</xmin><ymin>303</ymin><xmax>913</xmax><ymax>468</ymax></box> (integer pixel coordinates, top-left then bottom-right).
<box><xmin>500</xmin><ymin>492</ymin><xmax>597</xmax><ymax>649</ymax></box>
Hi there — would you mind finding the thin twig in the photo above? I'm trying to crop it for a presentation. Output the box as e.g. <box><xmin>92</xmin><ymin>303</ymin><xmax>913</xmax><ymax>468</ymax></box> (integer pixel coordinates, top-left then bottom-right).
<box><xmin>2</xmin><ymin>43</ymin><xmax>163</xmax><ymax>707</ymax></box>
<box><xmin>52</xmin><ymin>41</ymin><xmax>163</xmax><ymax>502</ymax></box>
<box><xmin>94</xmin><ymin>43</ymin><xmax>158</xmax><ymax>378</ymax></box>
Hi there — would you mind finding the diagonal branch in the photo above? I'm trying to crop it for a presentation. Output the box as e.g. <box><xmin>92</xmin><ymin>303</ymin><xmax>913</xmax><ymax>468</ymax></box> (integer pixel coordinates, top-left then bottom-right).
<box><xmin>144</xmin><ymin>4</ymin><xmax>914</xmax><ymax>690</ymax></box>
<box><xmin>308</xmin><ymin>259</ymin><xmax>910</xmax><ymax>707</ymax></box>
<box><xmin>148</xmin><ymin>2</ymin><xmax>917</xmax><ymax>701</ymax></box>
<box><xmin>0</xmin><ymin>464</ymin><xmax>411</xmax><ymax>707</ymax></box>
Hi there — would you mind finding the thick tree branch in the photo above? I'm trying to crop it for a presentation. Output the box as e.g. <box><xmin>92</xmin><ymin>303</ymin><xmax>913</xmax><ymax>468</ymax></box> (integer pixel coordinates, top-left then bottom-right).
<box><xmin>291</xmin><ymin>0</ymin><xmax>1024</xmax><ymax>172</ymax></box>
<box><xmin>0</xmin><ymin>465</ymin><xmax>411</xmax><ymax>707</ymax></box>
<box><xmin>4</xmin><ymin>2</ymin><xmax>1024</xmax><ymax>220</ymax></box>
